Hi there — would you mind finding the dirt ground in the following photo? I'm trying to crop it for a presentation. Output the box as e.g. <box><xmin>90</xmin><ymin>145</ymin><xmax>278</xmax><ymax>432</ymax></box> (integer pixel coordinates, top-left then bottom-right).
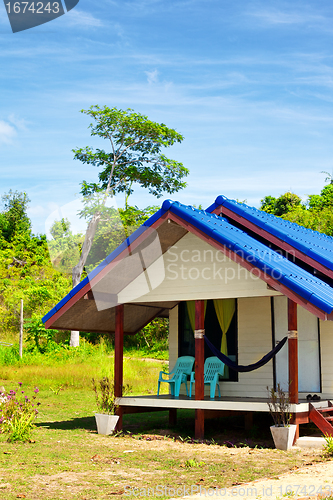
<box><xmin>170</xmin><ymin>451</ymin><xmax>333</xmax><ymax>500</ymax></box>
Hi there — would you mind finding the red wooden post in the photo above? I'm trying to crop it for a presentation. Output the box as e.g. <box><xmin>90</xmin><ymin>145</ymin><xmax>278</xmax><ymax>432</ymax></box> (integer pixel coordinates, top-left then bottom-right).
<box><xmin>114</xmin><ymin>304</ymin><xmax>124</xmax><ymax>430</ymax></box>
<box><xmin>288</xmin><ymin>299</ymin><xmax>298</xmax><ymax>404</ymax></box>
<box><xmin>288</xmin><ymin>298</ymin><xmax>299</xmax><ymax>441</ymax></box>
<box><xmin>195</xmin><ymin>300</ymin><xmax>205</xmax><ymax>440</ymax></box>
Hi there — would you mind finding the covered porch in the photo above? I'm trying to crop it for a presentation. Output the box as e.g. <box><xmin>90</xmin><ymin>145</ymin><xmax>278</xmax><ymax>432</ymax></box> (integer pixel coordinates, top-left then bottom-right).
<box><xmin>112</xmin><ymin>298</ymin><xmax>304</xmax><ymax>441</ymax></box>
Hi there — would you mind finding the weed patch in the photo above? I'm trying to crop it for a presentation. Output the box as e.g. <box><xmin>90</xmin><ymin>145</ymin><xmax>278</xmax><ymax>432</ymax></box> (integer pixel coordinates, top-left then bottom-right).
<box><xmin>324</xmin><ymin>435</ymin><xmax>333</xmax><ymax>456</ymax></box>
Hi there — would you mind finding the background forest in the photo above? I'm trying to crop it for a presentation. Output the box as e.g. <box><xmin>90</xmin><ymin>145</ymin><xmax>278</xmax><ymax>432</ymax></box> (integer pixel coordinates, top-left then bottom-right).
<box><xmin>0</xmin><ymin>191</ymin><xmax>167</xmax><ymax>358</ymax></box>
<box><xmin>0</xmin><ymin>178</ymin><xmax>332</xmax><ymax>359</ymax></box>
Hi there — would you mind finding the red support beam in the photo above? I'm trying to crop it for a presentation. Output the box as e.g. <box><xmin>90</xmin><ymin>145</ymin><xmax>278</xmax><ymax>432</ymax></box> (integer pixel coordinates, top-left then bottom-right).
<box><xmin>288</xmin><ymin>299</ymin><xmax>298</xmax><ymax>441</ymax></box>
<box><xmin>288</xmin><ymin>298</ymin><xmax>298</xmax><ymax>332</ymax></box>
<box><xmin>114</xmin><ymin>304</ymin><xmax>124</xmax><ymax>430</ymax></box>
<box><xmin>195</xmin><ymin>300</ymin><xmax>205</xmax><ymax>440</ymax></box>
<box><xmin>288</xmin><ymin>299</ymin><xmax>298</xmax><ymax>404</ymax></box>
<box><xmin>195</xmin><ymin>409</ymin><xmax>204</xmax><ymax>440</ymax></box>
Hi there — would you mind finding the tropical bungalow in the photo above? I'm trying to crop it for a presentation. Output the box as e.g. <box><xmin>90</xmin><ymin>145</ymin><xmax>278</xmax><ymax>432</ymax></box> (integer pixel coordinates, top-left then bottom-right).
<box><xmin>42</xmin><ymin>196</ymin><xmax>333</xmax><ymax>441</ymax></box>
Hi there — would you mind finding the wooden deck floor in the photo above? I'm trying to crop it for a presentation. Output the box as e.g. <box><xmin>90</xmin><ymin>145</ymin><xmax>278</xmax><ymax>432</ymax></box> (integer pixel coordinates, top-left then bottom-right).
<box><xmin>116</xmin><ymin>394</ymin><xmax>311</xmax><ymax>413</ymax></box>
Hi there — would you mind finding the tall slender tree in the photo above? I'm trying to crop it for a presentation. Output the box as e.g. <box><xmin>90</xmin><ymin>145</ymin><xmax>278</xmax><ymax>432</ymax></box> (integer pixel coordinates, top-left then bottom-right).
<box><xmin>69</xmin><ymin>106</ymin><xmax>189</xmax><ymax>346</ymax></box>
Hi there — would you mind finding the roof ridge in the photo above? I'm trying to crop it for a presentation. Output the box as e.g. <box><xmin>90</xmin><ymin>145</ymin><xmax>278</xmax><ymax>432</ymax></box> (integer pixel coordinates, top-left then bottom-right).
<box><xmin>213</xmin><ymin>195</ymin><xmax>333</xmax><ymax>241</ymax></box>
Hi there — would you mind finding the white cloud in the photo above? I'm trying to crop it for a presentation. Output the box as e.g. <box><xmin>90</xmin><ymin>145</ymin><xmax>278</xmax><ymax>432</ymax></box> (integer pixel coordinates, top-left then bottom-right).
<box><xmin>145</xmin><ymin>69</ymin><xmax>159</xmax><ymax>84</ymax></box>
<box><xmin>65</xmin><ymin>9</ymin><xmax>104</xmax><ymax>27</ymax></box>
<box><xmin>248</xmin><ymin>8</ymin><xmax>326</xmax><ymax>26</ymax></box>
<box><xmin>8</xmin><ymin>114</ymin><xmax>28</xmax><ymax>131</ymax></box>
<box><xmin>0</xmin><ymin>120</ymin><xmax>16</xmax><ymax>144</ymax></box>
<box><xmin>0</xmin><ymin>114</ymin><xmax>29</xmax><ymax>145</ymax></box>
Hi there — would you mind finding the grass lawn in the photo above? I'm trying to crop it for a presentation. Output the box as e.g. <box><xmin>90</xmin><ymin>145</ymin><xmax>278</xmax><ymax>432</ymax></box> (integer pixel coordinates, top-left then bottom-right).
<box><xmin>0</xmin><ymin>383</ymin><xmax>326</xmax><ymax>500</ymax></box>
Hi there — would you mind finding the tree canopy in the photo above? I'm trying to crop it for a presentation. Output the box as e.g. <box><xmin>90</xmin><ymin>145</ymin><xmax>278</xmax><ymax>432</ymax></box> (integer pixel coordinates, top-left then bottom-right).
<box><xmin>0</xmin><ymin>190</ymin><xmax>31</xmax><ymax>243</ymax></box>
<box><xmin>0</xmin><ymin>191</ymin><xmax>72</xmax><ymax>338</ymax></box>
<box><xmin>260</xmin><ymin>192</ymin><xmax>303</xmax><ymax>216</ymax></box>
<box><xmin>260</xmin><ymin>182</ymin><xmax>333</xmax><ymax>236</ymax></box>
<box><xmin>73</xmin><ymin>106</ymin><xmax>189</xmax><ymax>205</ymax></box>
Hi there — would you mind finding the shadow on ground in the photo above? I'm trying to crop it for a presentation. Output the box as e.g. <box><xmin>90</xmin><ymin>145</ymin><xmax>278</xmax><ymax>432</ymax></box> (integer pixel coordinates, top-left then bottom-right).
<box><xmin>37</xmin><ymin>415</ymin><xmax>96</xmax><ymax>431</ymax></box>
<box><xmin>35</xmin><ymin>410</ymin><xmax>319</xmax><ymax>448</ymax></box>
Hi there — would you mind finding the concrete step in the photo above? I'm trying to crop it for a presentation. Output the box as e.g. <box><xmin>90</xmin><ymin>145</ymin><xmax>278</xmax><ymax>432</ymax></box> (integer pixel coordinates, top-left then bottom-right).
<box><xmin>296</xmin><ymin>436</ymin><xmax>326</xmax><ymax>449</ymax></box>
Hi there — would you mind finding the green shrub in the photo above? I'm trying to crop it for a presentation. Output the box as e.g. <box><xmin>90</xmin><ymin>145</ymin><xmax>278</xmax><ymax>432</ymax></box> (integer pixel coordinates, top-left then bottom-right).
<box><xmin>25</xmin><ymin>317</ymin><xmax>60</xmax><ymax>353</ymax></box>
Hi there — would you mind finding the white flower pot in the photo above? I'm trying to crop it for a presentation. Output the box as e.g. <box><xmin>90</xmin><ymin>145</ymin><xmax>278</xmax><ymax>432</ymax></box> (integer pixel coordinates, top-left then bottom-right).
<box><xmin>95</xmin><ymin>413</ymin><xmax>119</xmax><ymax>435</ymax></box>
<box><xmin>270</xmin><ymin>424</ymin><xmax>297</xmax><ymax>450</ymax></box>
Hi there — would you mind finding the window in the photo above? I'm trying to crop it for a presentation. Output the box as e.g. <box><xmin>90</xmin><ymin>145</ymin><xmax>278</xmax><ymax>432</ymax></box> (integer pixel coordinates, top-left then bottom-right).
<box><xmin>178</xmin><ymin>299</ymin><xmax>238</xmax><ymax>381</ymax></box>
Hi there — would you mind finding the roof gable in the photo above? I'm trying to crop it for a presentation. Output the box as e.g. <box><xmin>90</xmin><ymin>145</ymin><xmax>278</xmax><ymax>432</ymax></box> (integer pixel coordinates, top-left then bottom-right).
<box><xmin>114</xmin><ymin>231</ymin><xmax>283</xmax><ymax>303</ymax></box>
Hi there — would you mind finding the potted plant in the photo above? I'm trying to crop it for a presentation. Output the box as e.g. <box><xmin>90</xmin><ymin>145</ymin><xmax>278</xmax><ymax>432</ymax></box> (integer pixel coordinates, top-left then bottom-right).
<box><xmin>267</xmin><ymin>384</ymin><xmax>297</xmax><ymax>450</ymax></box>
<box><xmin>92</xmin><ymin>377</ymin><xmax>119</xmax><ymax>435</ymax></box>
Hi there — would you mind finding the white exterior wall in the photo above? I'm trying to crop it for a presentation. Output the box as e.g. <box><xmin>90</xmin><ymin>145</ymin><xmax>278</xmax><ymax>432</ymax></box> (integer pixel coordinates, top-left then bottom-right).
<box><xmin>163</xmin><ymin>234</ymin><xmax>333</xmax><ymax>399</ymax></box>
<box><xmin>223</xmin><ymin>296</ymin><xmax>274</xmax><ymax>398</ymax></box>
<box><xmin>274</xmin><ymin>296</ymin><xmax>321</xmax><ymax>394</ymax></box>
<box><xmin>320</xmin><ymin>319</ymin><xmax>333</xmax><ymax>399</ymax></box>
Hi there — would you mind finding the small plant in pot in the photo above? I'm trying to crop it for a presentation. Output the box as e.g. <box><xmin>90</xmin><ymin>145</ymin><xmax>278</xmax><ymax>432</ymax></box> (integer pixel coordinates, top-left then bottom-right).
<box><xmin>92</xmin><ymin>377</ymin><xmax>119</xmax><ymax>435</ymax></box>
<box><xmin>267</xmin><ymin>384</ymin><xmax>297</xmax><ymax>450</ymax></box>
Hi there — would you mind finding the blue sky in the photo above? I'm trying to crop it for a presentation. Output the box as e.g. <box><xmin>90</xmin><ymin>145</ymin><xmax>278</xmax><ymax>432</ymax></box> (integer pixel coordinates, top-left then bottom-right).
<box><xmin>1</xmin><ymin>0</ymin><xmax>333</xmax><ymax>234</ymax></box>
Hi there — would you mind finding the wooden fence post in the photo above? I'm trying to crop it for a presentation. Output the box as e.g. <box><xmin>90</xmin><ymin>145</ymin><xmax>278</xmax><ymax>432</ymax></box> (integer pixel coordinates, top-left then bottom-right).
<box><xmin>19</xmin><ymin>299</ymin><xmax>23</xmax><ymax>358</ymax></box>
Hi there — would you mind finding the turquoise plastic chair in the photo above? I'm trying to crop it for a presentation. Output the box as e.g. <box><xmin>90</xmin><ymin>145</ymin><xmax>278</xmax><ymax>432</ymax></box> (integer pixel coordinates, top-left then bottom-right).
<box><xmin>157</xmin><ymin>356</ymin><xmax>195</xmax><ymax>397</ymax></box>
<box><xmin>189</xmin><ymin>356</ymin><xmax>225</xmax><ymax>399</ymax></box>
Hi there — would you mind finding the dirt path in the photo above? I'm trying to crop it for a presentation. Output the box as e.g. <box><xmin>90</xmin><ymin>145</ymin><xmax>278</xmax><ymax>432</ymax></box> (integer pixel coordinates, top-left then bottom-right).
<box><xmin>170</xmin><ymin>456</ymin><xmax>333</xmax><ymax>500</ymax></box>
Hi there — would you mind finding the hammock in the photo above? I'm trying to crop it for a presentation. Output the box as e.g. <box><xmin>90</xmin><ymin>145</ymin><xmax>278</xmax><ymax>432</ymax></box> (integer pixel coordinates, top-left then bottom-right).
<box><xmin>204</xmin><ymin>335</ymin><xmax>287</xmax><ymax>373</ymax></box>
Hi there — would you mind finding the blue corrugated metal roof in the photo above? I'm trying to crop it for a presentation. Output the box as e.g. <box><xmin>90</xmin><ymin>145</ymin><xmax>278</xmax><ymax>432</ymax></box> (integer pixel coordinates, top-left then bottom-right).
<box><xmin>209</xmin><ymin>195</ymin><xmax>333</xmax><ymax>272</ymax></box>
<box><xmin>42</xmin><ymin>199</ymin><xmax>333</xmax><ymax>325</ymax></box>
<box><xmin>165</xmin><ymin>201</ymin><xmax>333</xmax><ymax>314</ymax></box>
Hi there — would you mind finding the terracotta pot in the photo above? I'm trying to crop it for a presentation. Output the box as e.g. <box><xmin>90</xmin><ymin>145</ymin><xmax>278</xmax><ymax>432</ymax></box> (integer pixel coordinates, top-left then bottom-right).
<box><xmin>270</xmin><ymin>424</ymin><xmax>297</xmax><ymax>450</ymax></box>
<box><xmin>95</xmin><ymin>413</ymin><xmax>119</xmax><ymax>435</ymax></box>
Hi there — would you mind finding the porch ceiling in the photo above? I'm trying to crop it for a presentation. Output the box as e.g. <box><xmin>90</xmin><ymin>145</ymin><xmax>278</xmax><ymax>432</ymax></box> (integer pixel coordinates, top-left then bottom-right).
<box><xmin>50</xmin><ymin>299</ymin><xmax>178</xmax><ymax>334</ymax></box>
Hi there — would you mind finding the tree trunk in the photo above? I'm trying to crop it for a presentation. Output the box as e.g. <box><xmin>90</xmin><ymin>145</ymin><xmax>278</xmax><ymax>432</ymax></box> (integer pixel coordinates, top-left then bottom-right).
<box><xmin>72</xmin><ymin>213</ymin><xmax>100</xmax><ymax>287</ymax></box>
<box><xmin>70</xmin><ymin>330</ymin><xmax>80</xmax><ymax>347</ymax></box>
<box><xmin>70</xmin><ymin>213</ymin><xmax>101</xmax><ymax>347</ymax></box>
